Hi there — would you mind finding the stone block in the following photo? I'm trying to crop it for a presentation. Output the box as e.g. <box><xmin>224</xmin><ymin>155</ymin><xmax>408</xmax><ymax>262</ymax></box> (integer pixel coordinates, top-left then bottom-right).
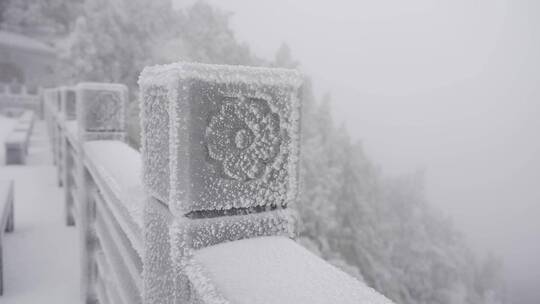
<box><xmin>139</xmin><ymin>62</ymin><xmax>302</xmax><ymax>215</ymax></box>
<box><xmin>76</xmin><ymin>82</ymin><xmax>127</xmax><ymax>141</ymax></box>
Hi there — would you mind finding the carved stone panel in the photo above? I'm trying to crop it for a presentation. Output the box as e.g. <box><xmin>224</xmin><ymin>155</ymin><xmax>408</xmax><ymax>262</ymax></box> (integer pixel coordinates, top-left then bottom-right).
<box><xmin>139</xmin><ymin>62</ymin><xmax>302</xmax><ymax>216</ymax></box>
<box><xmin>76</xmin><ymin>82</ymin><xmax>127</xmax><ymax>135</ymax></box>
<box><xmin>205</xmin><ymin>95</ymin><xmax>281</xmax><ymax>182</ymax></box>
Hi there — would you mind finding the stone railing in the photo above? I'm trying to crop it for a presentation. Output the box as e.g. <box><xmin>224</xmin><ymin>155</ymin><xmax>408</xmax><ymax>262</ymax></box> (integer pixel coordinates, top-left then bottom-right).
<box><xmin>0</xmin><ymin>84</ymin><xmax>41</xmax><ymax>118</ymax></box>
<box><xmin>44</xmin><ymin>62</ymin><xmax>392</xmax><ymax>304</ymax></box>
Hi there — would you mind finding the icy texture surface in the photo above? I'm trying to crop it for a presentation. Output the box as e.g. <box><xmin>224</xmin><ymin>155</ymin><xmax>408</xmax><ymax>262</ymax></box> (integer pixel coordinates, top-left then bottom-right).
<box><xmin>188</xmin><ymin>236</ymin><xmax>394</xmax><ymax>304</ymax></box>
<box><xmin>139</xmin><ymin>62</ymin><xmax>302</xmax><ymax>215</ymax></box>
<box><xmin>143</xmin><ymin>197</ymin><xmax>189</xmax><ymax>303</ymax></box>
<box><xmin>76</xmin><ymin>82</ymin><xmax>127</xmax><ymax>135</ymax></box>
<box><xmin>170</xmin><ymin>209</ymin><xmax>296</xmax><ymax>262</ymax></box>
<box><xmin>205</xmin><ymin>96</ymin><xmax>281</xmax><ymax>181</ymax></box>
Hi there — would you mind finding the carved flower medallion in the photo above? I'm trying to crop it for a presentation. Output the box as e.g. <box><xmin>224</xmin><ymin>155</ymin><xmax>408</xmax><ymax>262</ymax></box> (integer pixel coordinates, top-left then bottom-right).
<box><xmin>87</xmin><ymin>91</ymin><xmax>121</xmax><ymax>130</ymax></box>
<box><xmin>205</xmin><ymin>96</ymin><xmax>281</xmax><ymax>181</ymax></box>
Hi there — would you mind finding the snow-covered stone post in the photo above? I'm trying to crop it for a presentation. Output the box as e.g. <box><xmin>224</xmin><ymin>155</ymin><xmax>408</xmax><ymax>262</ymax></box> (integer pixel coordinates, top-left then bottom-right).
<box><xmin>75</xmin><ymin>82</ymin><xmax>128</xmax><ymax>303</ymax></box>
<box><xmin>60</xmin><ymin>87</ymin><xmax>77</xmax><ymax>226</ymax></box>
<box><xmin>56</xmin><ymin>87</ymin><xmax>70</xmax><ymax>187</ymax></box>
<box><xmin>43</xmin><ymin>88</ymin><xmax>58</xmax><ymax>152</ymax></box>
<box><xmin>42</xmin><ymin>89</ymin><xmax>52</xmax><ymax>141</ymax></box>
<box><xmin>57</xmin><ymin>91</ymin><xmax>64</xmax><ymax>186</ymax></box>
<box><xmin>139</xmin><ymin>62</ymin><xmax>302</xmax><ymax>302</ymax></box>
<box><xmin>51</xmin><ymin>88</ymin><xmax>61</xmax><ymax>166</ymax></box>
<box><xmin>76</xmin><ymin>83</ymin><xmax>128</xmax><ymax>142</ymax></box>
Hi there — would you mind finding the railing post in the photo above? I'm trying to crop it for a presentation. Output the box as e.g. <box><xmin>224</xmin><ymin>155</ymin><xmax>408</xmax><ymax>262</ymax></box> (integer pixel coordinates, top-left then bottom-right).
<box><xmin>139</xmin><ymin>62</ymin><xmax>302</xmax><ymax>302</ymax></box>
<box><xmin>60</xmin><ymin>87</ymin><xmax>77</xmax><ymax>226</ymax></box>
<box><xmin>37</xmin><ymin>87</ymin><xmax>44</xmax><ymax>118</ymax></box>
<box><xmin>76</xmin><ymin>83</ymin><xmax>128</xmax><ymax>142</ymax></box>
<box><xmin>52</xmin><ymin>88</ymin><xmax>62</xmax><ymax>167</ymax></box>
<box><xmin>43</xmin><ymin>89</ymin><xmax>56</xmax><ymax>152</ymax></box>
<box><xmin>56</xmin><ymin>87</ymin><xmax>67</xmax><ymax>187</ymax></box>
<box><xmin>75</xmin><ymin>82</ymin><xmax>128</xmax><ymax>304</ymax></box>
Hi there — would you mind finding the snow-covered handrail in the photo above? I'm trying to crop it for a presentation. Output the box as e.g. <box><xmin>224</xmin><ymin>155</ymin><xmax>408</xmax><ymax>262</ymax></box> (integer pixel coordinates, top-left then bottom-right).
<box><xmin>45</xmin><ymin>82</ymin><xmax>144</xmax><ymax>304</ymax></box>
<box><xmin>44</xmin><ymin>62</ymin><xmax>393</xmax><ymax>304</ymax></box>
<box><xmin>0</xmin><ymin>84</ymin><xmax>41</xmax><ymax>117</ymax></box>
<box><xmin>137</xmin><ymin>62</ymin><xmax>392</xmax><ymax>304</ymax></box>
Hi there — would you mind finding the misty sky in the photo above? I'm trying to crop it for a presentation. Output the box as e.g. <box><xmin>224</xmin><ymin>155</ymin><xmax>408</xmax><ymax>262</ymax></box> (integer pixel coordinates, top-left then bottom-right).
<box><xmin>176</xmin><ymin>0</ymin><xmax>539</xmax><ymax>302</ymax></box>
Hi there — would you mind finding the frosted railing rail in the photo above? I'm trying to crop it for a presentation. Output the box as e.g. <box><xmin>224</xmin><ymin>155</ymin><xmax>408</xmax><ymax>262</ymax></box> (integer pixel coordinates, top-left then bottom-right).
<box><xmin>44</xmin><ymin>83</ymin><xmax>143</xmax><ymax>304</ymax></box>
<box><xmin>44</xmin><ymin>62</ymin><xmax>393</xmax><ymax>304</ymax></box>
<box><xmin>0</xmin><ymin>84</ymin><xmax>41</xmax><ymax>117</ymax></box>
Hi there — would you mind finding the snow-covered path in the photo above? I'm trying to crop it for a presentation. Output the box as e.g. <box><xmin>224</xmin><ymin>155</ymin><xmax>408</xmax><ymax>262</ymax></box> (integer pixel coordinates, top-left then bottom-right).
<box><xmin>0</xmin><ymin>120</ymin><xmax>81</xmax><ymax>303</ymax></box>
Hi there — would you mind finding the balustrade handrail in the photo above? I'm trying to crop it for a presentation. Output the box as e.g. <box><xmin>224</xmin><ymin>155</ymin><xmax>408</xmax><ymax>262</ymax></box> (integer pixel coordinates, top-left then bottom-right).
<box><xmin>42</xmin><ymin>62</ymin><xmax>393</xmax><ymax>304</ymax></box>
<box><xmin>0</xmin><ymin>84</ymin><xmax>42</xmax><ymax>118</ymax></box>
<box><xmin>44</xmin><ymin>84</ymin><xmax>144</xmax><ymax>304</ymax></box>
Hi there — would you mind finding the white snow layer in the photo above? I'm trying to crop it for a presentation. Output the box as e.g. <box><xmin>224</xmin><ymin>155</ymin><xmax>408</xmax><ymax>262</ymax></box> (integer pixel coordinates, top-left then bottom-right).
<box><xmin>170</xmin><ymin>209</ymin><xmax>297</xmax><ymax>260</ymax></box>
<box><xmin>0</xmin><ymin>120</ymin><xmax>80</xmax><ymax>304</ymax></box>
<box><xmin>83</xmin><ymin>140</ymin><xmax>145</xmax><ymax>254</ymax></box>
<box><xmin>138</xmin><ymin>61</ymin><xmax>302</xmax><ymax>216</ymax></box>
<box><xmin>188</xmin><ymin>236</ymin><xmax>393</xmax><ymax>304</ymax></box>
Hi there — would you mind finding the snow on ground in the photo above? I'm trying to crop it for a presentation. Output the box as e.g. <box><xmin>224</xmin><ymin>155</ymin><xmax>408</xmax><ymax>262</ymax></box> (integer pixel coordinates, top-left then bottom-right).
<box><xmin>0</xmin><ymin>118</ymin><xmax>81</xmax><ymax>303</ymax></box>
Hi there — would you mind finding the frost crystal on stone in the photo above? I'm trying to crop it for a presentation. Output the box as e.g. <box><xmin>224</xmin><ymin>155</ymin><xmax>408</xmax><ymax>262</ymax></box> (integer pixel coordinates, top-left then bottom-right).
<box><xmin>170</xmin><ymin>209</ymin><xmax>297</xmax><ymax>261</ymax></box>
<box><xmin>76</xmin><ymin>82</ymin><xmax>128</xmax><ymax>141</ymax></box>
<box><xmin>138</xmin><ymin>62</ymin><xmax>303</xmax><ymax>215</ymax></box>
<box><xmin>83</xmin><ymin>91</ymin><xmax>124</xmax><ymax>131</ymax></box>
<box><xmin>205</xmin><ymin>96</ymin><xmax>281</xmax><ymax>181</ymax></box>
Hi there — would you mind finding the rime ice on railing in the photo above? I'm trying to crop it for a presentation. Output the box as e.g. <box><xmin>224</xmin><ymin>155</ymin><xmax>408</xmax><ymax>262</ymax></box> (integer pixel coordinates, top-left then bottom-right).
<box><xmin>74</xmin><ymin>82</ymin><xmax>129</xmax><ymax>303</ymax></box>
<box><xmin>139</xmin><ymin>62</ymin><xmax>303</xmax><ymax>302</ymax></box>
<box><xmin>58</xmin><ymin>86</ymin><xmax>78</xmax><ymax>225</ymax></box>
<box><xmin>43</xmin><ymin>64</ymin><xmax>393</xmax><ymax>304</ymax></box>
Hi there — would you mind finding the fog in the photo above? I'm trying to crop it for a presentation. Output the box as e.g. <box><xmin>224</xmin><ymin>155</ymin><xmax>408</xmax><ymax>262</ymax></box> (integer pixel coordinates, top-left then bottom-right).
<box><xmin>196</xmin><ymin>0</ymin><xmax>540</xmax><ymax>303</ymax></box>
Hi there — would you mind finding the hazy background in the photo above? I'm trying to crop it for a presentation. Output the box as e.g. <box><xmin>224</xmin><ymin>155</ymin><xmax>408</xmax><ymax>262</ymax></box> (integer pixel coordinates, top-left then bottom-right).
<box><xmin>177</xmin><ymin>0</ymin><xmax>540</xmax><ymax>303</ymax></box>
